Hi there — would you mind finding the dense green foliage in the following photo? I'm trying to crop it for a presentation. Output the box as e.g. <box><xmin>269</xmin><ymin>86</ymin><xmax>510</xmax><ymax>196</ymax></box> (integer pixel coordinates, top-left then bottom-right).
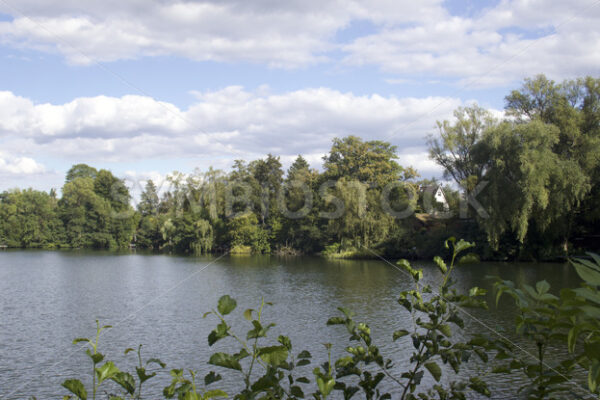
<box><xmin>0</xmin><ymin>136</ymin><xmax>426</xmax><ymax>256</ymax></box>
<box><xmin>0</xmin><ymin>165</ymin><xmax>138</xmax><ymax>250</ymax></box>
<box><xmin>1</xmin><ymin>75</ymin><xmax>598</xmax><ymax>259</ymax></box>
<box><xmin>429</xmin><ymin>74</ymin><xmax>600</xmax><ymax>259</ymax></box>
<box><xmin>490</xmin><ymin>252</ymin><xmax>600</xmax><ymax>398</ymax></box>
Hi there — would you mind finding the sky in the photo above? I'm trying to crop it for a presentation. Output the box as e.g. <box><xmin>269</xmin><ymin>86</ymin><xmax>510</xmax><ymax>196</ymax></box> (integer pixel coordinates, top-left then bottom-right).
<box><xmin>0</xmin><ymin>0</ymin><xmax>599</xmax><ymax>194</ymax></box>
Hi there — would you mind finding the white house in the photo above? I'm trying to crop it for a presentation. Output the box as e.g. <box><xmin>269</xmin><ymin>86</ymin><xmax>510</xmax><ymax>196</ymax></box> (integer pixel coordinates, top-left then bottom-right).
<box><xmin>433</xmin><ymin>187</ymin><xmax>449</xmax><ymax>210</ymax></box>
<box><xmin>420</xmin><ymin>185</ymin><xmax>450</xmax><ymax>212</ymax></box>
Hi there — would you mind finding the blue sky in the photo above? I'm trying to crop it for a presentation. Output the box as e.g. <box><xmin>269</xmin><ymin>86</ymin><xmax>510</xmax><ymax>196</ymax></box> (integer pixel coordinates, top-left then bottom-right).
<box><xmin>0</xmin><ymin>0</ymin><xmax>599</xmax><ymax>193</ymax></box>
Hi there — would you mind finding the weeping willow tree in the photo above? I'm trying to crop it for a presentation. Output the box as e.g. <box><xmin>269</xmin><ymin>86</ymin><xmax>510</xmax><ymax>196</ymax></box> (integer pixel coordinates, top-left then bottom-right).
<box><xmin>429</xmin><ymin>75</ymin><xmax>600</xmax><ymax>256</ymax></box>
<box><xmin>478</xmin><ymin>120</ymin><xmax>589</xmax><ymax>249</ymax></box>
<box><xmin>428</xmin><ymin>105</ymin><xmax>497</xmax><ymax>192</ymax></box>
<box><xmin>191</xmin><ymin>219</ymin><xmax>213</xmax><ymax>255</ymax></box>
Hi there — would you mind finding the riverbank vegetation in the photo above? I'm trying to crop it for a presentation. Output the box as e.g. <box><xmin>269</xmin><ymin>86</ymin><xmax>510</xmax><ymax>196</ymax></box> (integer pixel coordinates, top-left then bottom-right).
<box><xmin>1</xmin><ymin>74</ymin><xmax>599</xmax><ymax>260</ymax></box>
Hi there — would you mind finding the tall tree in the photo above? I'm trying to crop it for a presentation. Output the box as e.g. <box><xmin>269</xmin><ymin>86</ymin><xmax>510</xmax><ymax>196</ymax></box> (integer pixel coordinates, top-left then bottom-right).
<box><xmin>138</xmin><ymin>180</ymin><xmax>160</xmax><ymax>217</ymax></box>
<box><xmin>322</xmin><ymin>136</ymin><xmax>410</xmax><ymax>251</ymax></box>
<box><xmin>0</xmin><ymin>189</ymin><xmax>64</xmax><ymax>248</ymax></box>
<box><xmin>323</xmin><ymin>135</ymin><xmax>402</xmax><ymax>185</ymax></box>
<box><xmin>279</xmin><ymin>156</ymin><xmax>321</xmax><ymax>252</ymax></box>
<box><xmin>65</xmin><ymin>164</ymin><xmax>98</xmax><ymax>183</ymax></box>
<box><xmin>477</xmin><ymin>121</ymin><xmax>589</xmax><ymax>248</ymax></box>
<box><xmin>428</xmin><ymin>105</ymin><xmax>496</xmax><ymax>192</ymax></box>
<box><xmin>59</xmin><ymin>177</ymin><xmax>114</xmax><ymax>248</ymax></box>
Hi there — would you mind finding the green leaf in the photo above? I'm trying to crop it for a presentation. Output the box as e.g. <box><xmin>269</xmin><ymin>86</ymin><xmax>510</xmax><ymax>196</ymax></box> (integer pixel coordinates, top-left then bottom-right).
<box><xmin>492</xmin><ymin>364</ymin><xmax>512</xmax><ymax>373</ymax></box>
<box><xmin>290</xmin><ymin>385</ymin><xmax>304</xmax><ymax>398</ymax></box>
<box><xmin>204</xmin><ymin>371</ymin><xmax>222</xmax><ymax>386</ymax></box>
<box><xmin>535</xmin><ymin>280</ymin><xmax>550</xmax><ymax>294</ymax></box>
<box><xmin>424</xmin><ymin>362</ymin><xmax>442</xmax><ymax>382</ymax></box>
<box><xmin>335</xmin><ymin>356</ymin><xmax>354</xmax><ymax>368</ymax></box>
<box><xmin>568</xmin><ymin>327</ymin><xmax>580</xmax><ymax>353</ymax></box>
<box><xmin>259</xmin><ymin>345</ymin><xmax>289</xmax><ymax>366</ymax></box>
<box><xmin>203</xmin><ymin>389</ymin><xmax>228</xmax><ymax>399</ymax></box>
<box><xmin>317</xmin><ymin>377</ymin><xmax>335</xmax><ymax>396</ymax></box>
<box><xmin>247</xmin><ymin>320</ymin><xmax>275</xmax><ymax>339</ymax></box>
<box><xmin>438</xmin><ymin>324</ymin><xmax>452</xmax><ymax>337</ymax></box>
<box><xmin>454</xmin><ymin>239</ymin><xmax>475</xmax><ymax>255</ymax></box>
<box><xmin>136</xmin><ymin>367</ymin><xmax>156</xmax><ymax>384</ymax></box>
<box><xmin>183</xmin><ymin>393</ymin><xmax>199</xmax><ymax>400</ymax></box>
<box><xmin>89</xmin><ymin>352</ymin><xmax>104</xmax><ymax>364</ymax></box>
<box><xmin>234</xmin><ymin>348</ymin><xmax>250</xmax><ymax>360</ymax></box>
<box><xmin>111</xmin><ymin>372</ymin><xmax>135</xmax><ymax>395</ymax></box>
<box><xmin>433</xmin><ymin>256</ymin><xmax>447</xmax><ymax>273</ymax></box>
<box><xmin>73</xmin><ymin>338</ymin><xmax>91</xmax><ymax>345</ymax></box>
<box><xmin>397</xmin><ymin>259</ymin><xmax>414</xmax><ymax>273</ymax></box>
<box><xmin>278</xmin><ymin>335</ymin><xmax>292</xmax><ymax>350</ymax></box>
<box><xmin>584</xmin><ymin>341</ymin><xmax>600</xmax><ymax>360</ymax></box>
<box><xmin>469</xmin><ymin>287</ymin><xmax>487</xmax><ymax>297</ymax></box>
<box><xmin>582</xmin><ymin>306</ymin><xmax>600</xmax><ymax>319</ymax></box>
<box><xmin>208</xmin><ymin>321</ymin><xmax>229</xmax><ymax>346</ymax></box>
<box><xmin>243</xmin><ymin>309</ymin><xmax>253</xmax><ymax>321</ymax></box>
<box><xmin>337</xmin><ymin>307</ymin><xmax>355</xmax><ymax>319</ymax></box>
<box><xmin>588</xmin><ymin>361</ymin><xmax>600</xmax><ymax>393</ymax></box>
<box><xmin>571</xmin><ymin>258</ymin><xmax>600</xmax><ymax>286</ymax></box>
<box><xmin>326</xmin><ymin>317</ymin><xmax>346</xmax><ymax>325</ymax></box>
<box><xmin>95</xmin><ymin>361</ymin><xmax>120</xmax><ymax>384</ymax></box>
<box><xmin>398</xmin><ymin>259</ymin><xmax>423</xmax><ymax>282</ymax></box>
<box><xmin>393</xmin><ymin>329</ymin><xmax>409</xmax><ymax>340</ymax></box>
<box><xmin>469</xmin><ymin>377</ymin><xmax>490</xmax><ymax>396</ymax></box>
<box><xmin>62</xmin><ymin>379</ymin><xmax>87</xmax><ymax>400</ymax></box>
<box><xmin>217</xmin><ymin>295</ymin><xmax>237</xmax><ymax>315</ymax></box>
<box><xmin>588</xmin><ymin>252</ymin><xmax>600</xmax><ymax>266</ymax></box>
<box><xmin>297</xmin><ymin>350</ymin><xmax>312</xmax><ymax>359</ymax></box>
<box><xmin>208</xmin><ymin>353</ymin><xmax>242</xmax><ymax>371</ymax></box>
<box><xmin>146</xmin><ymin>357</ymin><xmax>166</xmax><ymax>368</ymax></box>
<box><xmin>573</xmin><ymin>287</ymin><xmax>600</xmax><ymax>305</ymax></box>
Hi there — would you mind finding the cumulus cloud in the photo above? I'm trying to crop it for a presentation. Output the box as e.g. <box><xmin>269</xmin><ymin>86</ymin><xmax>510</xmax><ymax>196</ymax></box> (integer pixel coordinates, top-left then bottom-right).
<box><xmin>0</xmin><ymin>152</ymin><xmax>45</xmax><ymax>175</ymax></box>
<box><xmin>0</xmin><ymin>88</ymin><xmax>461</xmax><ymax>170</ymax></box>
<box><xmin>343</xmin><ymin>0</ymin><xmax>600</xmax><ymax>86</ymax></box>
<box><xmin>0</xmin><ymin>0</ymin><xmax>598</xmax><ymax>85</ymax></box>
<box><xmin>0</xmin><ymin>0</ymin><xmax>346</xmax><ymax>67</ymax></box>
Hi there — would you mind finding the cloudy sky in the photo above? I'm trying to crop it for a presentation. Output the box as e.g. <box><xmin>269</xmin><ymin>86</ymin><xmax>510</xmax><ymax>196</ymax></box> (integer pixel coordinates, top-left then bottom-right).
<box><xmin>0</xmin><ymin>0</ymin><xmax>599</xmax><ymax>192</ymax></box>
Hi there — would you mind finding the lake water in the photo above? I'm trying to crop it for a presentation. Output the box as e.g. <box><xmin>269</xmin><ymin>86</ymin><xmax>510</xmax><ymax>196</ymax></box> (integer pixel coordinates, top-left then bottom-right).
<box><xmin>0</xmin><ymin>250</ymin><xmax>586</xmax><ymax>399</ymax></box>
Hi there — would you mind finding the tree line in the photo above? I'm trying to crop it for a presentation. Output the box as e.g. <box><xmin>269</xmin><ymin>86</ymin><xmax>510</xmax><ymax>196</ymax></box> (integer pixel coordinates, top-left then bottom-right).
<box><xmin>1</xmin><ymin>74</ymin><xmax>598</xmax><ymax>260</ymax></box>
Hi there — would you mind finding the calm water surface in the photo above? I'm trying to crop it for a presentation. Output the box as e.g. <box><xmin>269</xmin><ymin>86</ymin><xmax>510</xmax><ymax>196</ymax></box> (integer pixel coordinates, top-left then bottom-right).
<box><xmin>0</xmin><ymin>250</ymin><xmax>585</xmax><ymax>399</ymax></box>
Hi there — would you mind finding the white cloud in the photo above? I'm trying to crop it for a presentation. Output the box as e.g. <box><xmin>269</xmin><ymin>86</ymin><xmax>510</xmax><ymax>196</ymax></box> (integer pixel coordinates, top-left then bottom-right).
<box><xmin>0</xmin><ymin>87</ymin><xmax>460</xmax><ymax>158</ymax></box>
<box><xmin>0</xmin><ymin>153</ymin><xmax>45</xmax><ymax>175</ymax></box>
<box><xmin>0</xmin><ymin>87</ymin><xmax>462</xmax><ymax>182</ymax></box>
<box><xmin>0</xmin><ymin>0</ymin><xmax>347</xmax><ymax>67</ymax></box>
<box><xmin>343</xmin><ymin>0</ymin><xmax>600</xmax><ymax>87</ymax></box>
<box><xmin>397</xmin><ymin>149</ymin><xmax>443</xmax><ymax>177</ymax></box>
<box><xmin>0</xmin><ymin>0</ymin><xmax>597</xmax><ymax>86</ymax></box>
<box><xmin>0</xmin><ymin>91</ymin><xmax>187</xmax><ymax>140</ymax></box>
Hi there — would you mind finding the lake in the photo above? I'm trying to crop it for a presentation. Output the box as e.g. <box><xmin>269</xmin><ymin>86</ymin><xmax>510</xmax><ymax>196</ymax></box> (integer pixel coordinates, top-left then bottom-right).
<box><xmin>0</xmin><ymin>250</ymin><xmax>585</xmax><ymax>399</ymax></box>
